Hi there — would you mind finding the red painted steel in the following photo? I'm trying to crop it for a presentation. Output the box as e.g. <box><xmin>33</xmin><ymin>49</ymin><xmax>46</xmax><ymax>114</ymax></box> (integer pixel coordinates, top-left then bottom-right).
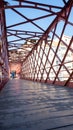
<box><xmin>21</xmin><ymin>0</ymin><xmax>73</xmax><ymax>87</ymax></box>
<box><xmin>0</xmin><ymin>0</ymin><xmax>9</xmax><ymax>87</ymax></box>
<box><xmin>0</xmin><ymin>0</ymin><xmax>73</xmax><ymax>88</ymax></box>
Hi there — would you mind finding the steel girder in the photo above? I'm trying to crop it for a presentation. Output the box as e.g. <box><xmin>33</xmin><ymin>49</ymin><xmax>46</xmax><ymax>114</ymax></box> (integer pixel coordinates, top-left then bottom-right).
<box><xmin>0</xmin><ymin>0</ymin><xmax>73</xmax><ymax>87</ymax></box>
<box><xmin>21</xmin><ymin>0</ymin><xmax>73</xmax><ymax>87</ymax></box>
<box><xmin>0</xmin><ymin>0</ymin><xmax>9</xmax><ymax>85</ymax></box>
<box><xmin>4</xmin><ymin>0</ymin><xmax>64</xmax><ymax>63</ymax></box>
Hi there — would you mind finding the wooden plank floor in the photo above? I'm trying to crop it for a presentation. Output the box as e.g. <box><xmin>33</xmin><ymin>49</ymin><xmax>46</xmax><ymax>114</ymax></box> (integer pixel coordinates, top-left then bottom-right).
<box><xmin>0</xmin><ymin>79</ymin><xmax>73</xmax><ymax>130</ymax></box>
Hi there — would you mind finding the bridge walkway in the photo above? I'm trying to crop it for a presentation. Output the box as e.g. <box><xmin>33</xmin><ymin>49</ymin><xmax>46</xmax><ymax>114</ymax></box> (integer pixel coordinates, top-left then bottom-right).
<box><xmin>0</xmin><ymin>79</ymin><xmax>73</xmax><ymax>130</ymax></box>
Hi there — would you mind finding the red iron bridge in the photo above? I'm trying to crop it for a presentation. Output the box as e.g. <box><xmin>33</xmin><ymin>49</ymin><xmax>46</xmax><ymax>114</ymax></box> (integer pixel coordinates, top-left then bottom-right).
<box><xmin>0</xmin><ymin>0</ymin><xmax>73</xmax><ymax>129</ymax></box>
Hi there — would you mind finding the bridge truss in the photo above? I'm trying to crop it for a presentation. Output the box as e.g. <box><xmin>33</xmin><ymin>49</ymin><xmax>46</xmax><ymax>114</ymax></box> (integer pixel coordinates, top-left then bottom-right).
<box><xmin>0</xmin><ymin>0</ymin><xmax>73</xmax><ymax>87</ymax></box>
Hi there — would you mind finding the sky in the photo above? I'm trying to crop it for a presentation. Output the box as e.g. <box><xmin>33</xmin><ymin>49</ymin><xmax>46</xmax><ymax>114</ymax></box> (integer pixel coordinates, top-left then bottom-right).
<box><xmin>4</xmin><ymin>0</ymin><xmax>73</xmax><ymax>46</ymax></box>
<box><xmin>6</xmin><ymin>0</ymin><xmax>65</xmax><ymax>6</ymax></box>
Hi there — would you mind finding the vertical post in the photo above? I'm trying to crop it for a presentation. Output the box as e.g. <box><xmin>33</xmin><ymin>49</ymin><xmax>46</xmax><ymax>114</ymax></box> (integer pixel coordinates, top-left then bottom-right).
<box><xmin>0</xmin><ymin>0</ymin><xmax>9</xmax><ymax>83</ymax></box>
